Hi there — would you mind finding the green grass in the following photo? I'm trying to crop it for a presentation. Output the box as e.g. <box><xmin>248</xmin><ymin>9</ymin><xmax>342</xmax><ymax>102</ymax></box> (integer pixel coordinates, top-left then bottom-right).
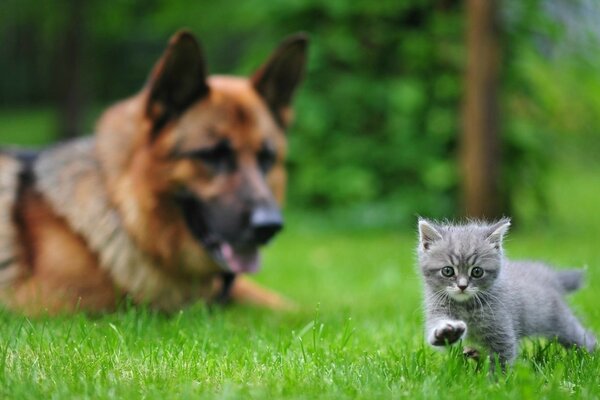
<box><xmin>2</xmin><ymin>225</ymin><xmax>600</xmax><ymax>399</ymax></box>
<box><xmin>1</xmin><ymin>109</ymin><xmax>600</xmax><ymax>398</ymax></box>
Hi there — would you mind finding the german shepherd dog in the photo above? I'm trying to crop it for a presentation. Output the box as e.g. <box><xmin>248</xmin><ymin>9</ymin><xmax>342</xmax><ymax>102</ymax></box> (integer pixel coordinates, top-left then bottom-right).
<box><xmin>0</xmin><ymin>31</ymin><xmax>308</xmax><ymax>315</ymax></box>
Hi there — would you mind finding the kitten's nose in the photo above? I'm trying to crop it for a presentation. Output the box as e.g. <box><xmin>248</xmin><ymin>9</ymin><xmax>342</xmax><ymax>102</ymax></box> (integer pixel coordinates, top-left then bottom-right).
<box><xmin>458</xmin><ymin>284</ymin><xmax>468</xmax><ymax>292</ymax></box>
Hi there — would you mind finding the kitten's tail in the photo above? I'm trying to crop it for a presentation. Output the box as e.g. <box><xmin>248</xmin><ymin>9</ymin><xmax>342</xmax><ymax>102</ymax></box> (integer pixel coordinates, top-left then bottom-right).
<box><xmin>556</xmin><ymin>269</ymin><xmax>585</xmax><ymax>293</ymax></box>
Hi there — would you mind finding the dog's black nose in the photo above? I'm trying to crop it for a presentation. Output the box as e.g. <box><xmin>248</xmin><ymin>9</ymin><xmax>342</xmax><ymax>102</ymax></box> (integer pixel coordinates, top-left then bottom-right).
<box><xmin>250</xmin><ymin>207</ymin><xmax>283</xmax><ymax>245</ymax></box>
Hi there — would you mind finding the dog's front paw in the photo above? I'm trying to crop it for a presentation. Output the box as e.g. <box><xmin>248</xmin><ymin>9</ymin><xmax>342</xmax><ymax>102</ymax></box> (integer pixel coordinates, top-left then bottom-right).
<box><xmin>429</xmin><ymin>320</ymin><xmax>467</xmax><ymax>346</ymax></box>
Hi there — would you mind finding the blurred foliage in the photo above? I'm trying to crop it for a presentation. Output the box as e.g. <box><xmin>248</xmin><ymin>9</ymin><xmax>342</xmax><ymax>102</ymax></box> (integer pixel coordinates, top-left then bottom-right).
<box><xmin>0</xmin><ymin>0</ymin><xmax>597</xmax><ymax>222</ymax></box>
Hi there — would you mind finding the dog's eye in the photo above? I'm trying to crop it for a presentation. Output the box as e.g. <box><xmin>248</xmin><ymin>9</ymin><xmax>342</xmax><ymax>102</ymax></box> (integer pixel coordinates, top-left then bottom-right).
<box><xmin>186</xmin><ymin>142</ymin><xmax>235</xmax><ymax>172</ymax></box>
<box><xmin>441</xmin><ymin>266</ymin><xmax>455</xmax><ymax>277</ymax></box>
<box><xmin>257</xmin><ymin>146</ymin><xmax>277</xmax><ymax>173</ymax></box>
<box><xmin>471</xmin><ymin>267</ymin><xmax>484</xmax><ymax>278</ymax></box>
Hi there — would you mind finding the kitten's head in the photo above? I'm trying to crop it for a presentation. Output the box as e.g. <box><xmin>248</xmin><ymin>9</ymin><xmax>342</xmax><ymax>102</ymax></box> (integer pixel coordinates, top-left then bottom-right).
<box><xmin>417</xmin><ymin>218</ymin><xmax>511</xmax><ymax>302</ymax></box>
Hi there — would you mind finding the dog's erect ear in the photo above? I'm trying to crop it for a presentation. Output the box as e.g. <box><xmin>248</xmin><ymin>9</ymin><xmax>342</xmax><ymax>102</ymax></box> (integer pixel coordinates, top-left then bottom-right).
<box><xmin>251</xmin><ymin>33</ymin><xmax>309</xmax><ymax>128</ymax></box>
<box><xmin>418</xmin><ymin>218</ymin><xmax>443</xmax><ymax>251</ymax></box>
<box><xmin>146</xmin><ymin>30</ymin><xmax>209</xmax><ymax>133</ymax></box>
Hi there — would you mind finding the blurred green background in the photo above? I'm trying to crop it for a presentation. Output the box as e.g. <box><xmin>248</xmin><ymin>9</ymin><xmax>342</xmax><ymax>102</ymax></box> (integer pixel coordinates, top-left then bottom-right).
<box><xmin>0</xmin><ymin>0</ymin><xmax>599</xmax><ymax>228</ymax></box>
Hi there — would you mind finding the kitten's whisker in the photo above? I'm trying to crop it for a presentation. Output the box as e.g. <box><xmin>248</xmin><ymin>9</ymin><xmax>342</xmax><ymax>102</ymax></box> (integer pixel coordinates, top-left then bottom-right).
<box><xmin>428</xmin><ymin>293</ymin><xmax>444</xmax><ymax>311</ymax></box>
<box><xmin>474</xmin><ymin>292</ymin><xmax>485</xmax><ymax>319</ymax></box>
<box><xmin>426</xmin><ymin>288</ymin><xmax>449</xmax><ymax>311</ymax></box>
<box><xmin>479</xmin><ymin>291</ymin><xmax>500</xmax><ymax>321</ymax></box>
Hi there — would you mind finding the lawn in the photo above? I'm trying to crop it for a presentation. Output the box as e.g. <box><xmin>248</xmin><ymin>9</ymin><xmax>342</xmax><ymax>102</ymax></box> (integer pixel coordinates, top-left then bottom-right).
<box><xmin>1</xmin><ymin>110</ymin><xmax>600</xmax><ymax>398</ymax></box>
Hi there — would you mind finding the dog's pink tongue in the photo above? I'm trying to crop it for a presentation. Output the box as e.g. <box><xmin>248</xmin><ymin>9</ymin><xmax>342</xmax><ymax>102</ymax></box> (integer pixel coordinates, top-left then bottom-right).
<box><xmin>221</xmin><ymin>243</ymin><xmax>260</xmax><ymax>273</ymax></box>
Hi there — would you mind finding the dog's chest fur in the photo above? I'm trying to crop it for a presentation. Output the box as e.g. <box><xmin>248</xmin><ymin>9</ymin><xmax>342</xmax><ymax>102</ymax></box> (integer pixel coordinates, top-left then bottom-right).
<box><xmin>27</xmin><ymin>139</ymin><xmax>214</xmax><ymax>311</ymax></box>
<box><xmin>0</xmin><ymin>155</ymin><xmax>23</xmax><ymax>288</ymax></box>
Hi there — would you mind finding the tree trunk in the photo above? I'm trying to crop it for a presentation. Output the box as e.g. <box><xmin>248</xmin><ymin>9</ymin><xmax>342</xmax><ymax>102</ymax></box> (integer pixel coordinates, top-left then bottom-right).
<box><xmin>461</xmin><ymin>0</ymin><xmax>502</xmax><ymax>218</ymax></box>
<box><xmin>56</xmin><ymin>0</ymin><xmax>86</xmax><ymax>139</ymax></box>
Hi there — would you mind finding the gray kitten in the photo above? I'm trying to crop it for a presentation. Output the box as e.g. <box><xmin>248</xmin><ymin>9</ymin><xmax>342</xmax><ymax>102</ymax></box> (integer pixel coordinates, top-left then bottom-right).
<box><xmin>417</xmin><ymin>218</ymin><xmax>596</xmax><ymax>367</ymax></box>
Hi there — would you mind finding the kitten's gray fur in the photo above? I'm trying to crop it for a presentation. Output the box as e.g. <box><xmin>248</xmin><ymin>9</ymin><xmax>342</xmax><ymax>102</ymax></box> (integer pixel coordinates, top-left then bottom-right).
<box><xmin>417</xmin><ymin>218</ymin><xmax>596</xmax><ymax>367</ymax></box>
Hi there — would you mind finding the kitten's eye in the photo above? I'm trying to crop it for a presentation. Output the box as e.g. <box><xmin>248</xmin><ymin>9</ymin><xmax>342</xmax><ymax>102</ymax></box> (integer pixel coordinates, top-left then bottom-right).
<box><xmin>471</xmin><ymin>267</ymin><xmax>484</xmax><ymax>278</ymax></box>
<box><xmin>441</xmin><ymin>266</ymin><xmax>455</xmax><ymax>277</ymax></box>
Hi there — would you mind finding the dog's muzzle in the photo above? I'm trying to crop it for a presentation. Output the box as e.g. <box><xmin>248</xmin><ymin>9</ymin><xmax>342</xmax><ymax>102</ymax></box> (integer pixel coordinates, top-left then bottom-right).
<box><xmin>178</xmin><ymin>193</ymin><xmax>284</xmax><ymax>274</ymax></box>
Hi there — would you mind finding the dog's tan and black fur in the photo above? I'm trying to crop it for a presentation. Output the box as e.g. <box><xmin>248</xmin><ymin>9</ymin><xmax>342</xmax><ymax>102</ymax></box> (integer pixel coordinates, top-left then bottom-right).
<box><xmin>0</xmin><ymin>31</ymin><xmax>308</xmax><ymax>315</ymax></box>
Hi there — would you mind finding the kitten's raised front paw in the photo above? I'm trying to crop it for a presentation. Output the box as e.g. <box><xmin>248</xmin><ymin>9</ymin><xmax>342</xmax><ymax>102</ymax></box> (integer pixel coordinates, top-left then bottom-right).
<box><xmin>429</xmin><ymin>320</ymin><xmax>467</xmax><ymax>346</ymax></box>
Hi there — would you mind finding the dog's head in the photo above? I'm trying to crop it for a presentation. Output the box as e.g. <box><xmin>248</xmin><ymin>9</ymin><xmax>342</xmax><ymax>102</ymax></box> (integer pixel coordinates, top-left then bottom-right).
<box><xmin>97</xmin><ymin>31</ymin><xmax>308</xmax><ymax>274</ymax></box>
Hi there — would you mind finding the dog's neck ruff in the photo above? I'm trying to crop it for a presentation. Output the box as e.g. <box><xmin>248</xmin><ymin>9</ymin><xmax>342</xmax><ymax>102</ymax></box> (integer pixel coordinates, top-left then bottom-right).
<box><xmin>0</xmin><ymin>155</ymin><xmax>23</xmax><ymax>288</ymax></box>
<box><xmin>33</xmin><ymin>138</ymin><xmax>211</xmax><ymax>310</ymax></box>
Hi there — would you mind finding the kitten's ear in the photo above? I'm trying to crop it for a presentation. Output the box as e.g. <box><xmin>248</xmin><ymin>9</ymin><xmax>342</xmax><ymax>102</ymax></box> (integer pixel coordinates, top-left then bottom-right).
<box><xmin>486</xmin><ymin>218</ymin><xmax>511</xmax><ymax>250</ymax></box>
<box><xmin>418</xmin><ymin>219</ymin><xmax>442</xmax><ymax>251</ymax></box>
